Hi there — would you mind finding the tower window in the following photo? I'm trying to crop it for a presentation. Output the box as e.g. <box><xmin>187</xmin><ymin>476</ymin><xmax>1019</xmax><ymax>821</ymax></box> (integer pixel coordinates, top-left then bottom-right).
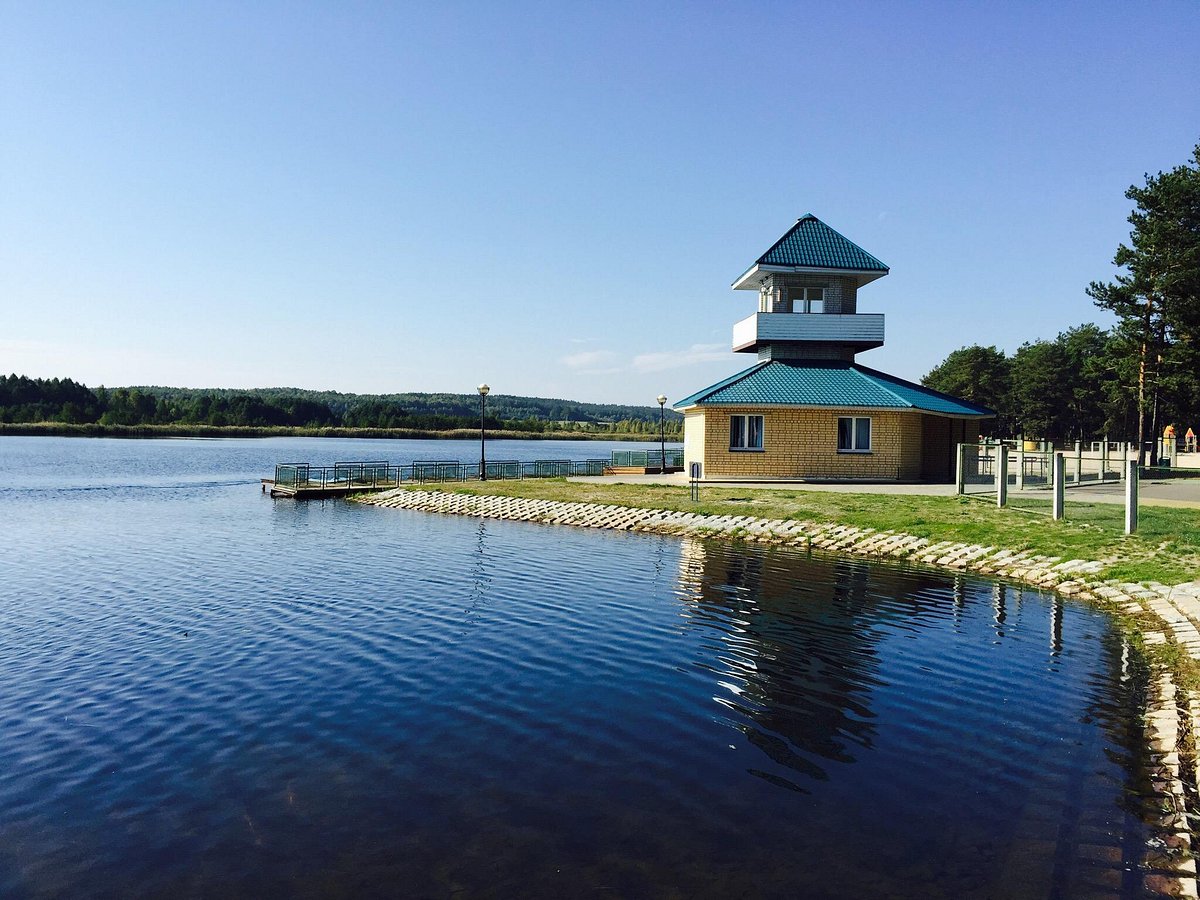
<box><xmin>788</xmin><ymin>286</ymin><xmax>825</xmax><ymax>313</ymax></box>
<box><xmin>730</xmin><ymin>415</ymin><xmax>764</xmax><ymax>451</ymax></box>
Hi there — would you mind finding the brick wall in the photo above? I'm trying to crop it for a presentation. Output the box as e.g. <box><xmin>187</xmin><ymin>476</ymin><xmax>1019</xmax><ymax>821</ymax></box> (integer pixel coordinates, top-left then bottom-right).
<box><xmin>758</xmin><ymin>345</ymin><xmax>856</xmax><ymax>362</ymax></box>
<box><xmin>697</xmin><ymin>406</ymin><xmax>924</xmax><ymax>480</ymax></box>
<box><xmin>758</xmin><ymin>274</ymin><xmax>858</xmax><ymax>314</ymax></box>
<box><xmin>683</xmin><ymin>410</ymin><xmax>706</xmax><ymax>473</ymax></box>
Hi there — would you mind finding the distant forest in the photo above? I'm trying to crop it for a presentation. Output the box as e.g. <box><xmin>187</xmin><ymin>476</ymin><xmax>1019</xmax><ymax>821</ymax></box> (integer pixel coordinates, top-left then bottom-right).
<box><xmin>0</xmin><ymin>376</ymin><xmax>684</xmax><ymax>436</ymax></box>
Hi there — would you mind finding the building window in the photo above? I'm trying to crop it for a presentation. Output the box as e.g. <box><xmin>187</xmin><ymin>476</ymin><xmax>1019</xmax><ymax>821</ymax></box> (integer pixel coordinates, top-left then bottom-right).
<box><xmin>788</xmin><ymin>286</ymin><xmax>825</xmax><ymax>313</ymax></box>
<box><xmin>837</xmin><ymin>416</ymin><xmax>871</xmax><ymax>452</ymax></box>
<box><xmin>730</xmin><ymin>415</ymin><xmax>764</xmax><ymax>451</ymax></box>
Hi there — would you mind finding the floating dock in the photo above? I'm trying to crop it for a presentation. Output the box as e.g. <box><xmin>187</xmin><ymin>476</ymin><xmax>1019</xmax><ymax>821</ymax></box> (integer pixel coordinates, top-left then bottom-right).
<box><xmin>263</xmin><ymin>461</ymin><xmax>400</xmax><ymax>498</ymax></box>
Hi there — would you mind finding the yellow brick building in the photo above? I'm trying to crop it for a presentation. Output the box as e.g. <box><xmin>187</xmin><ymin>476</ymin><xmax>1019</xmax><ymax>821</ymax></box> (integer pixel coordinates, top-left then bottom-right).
<box><xmin>675</xmin><ymin>216</ymin><xmax>990</xmax><ymax>482</ymax></box>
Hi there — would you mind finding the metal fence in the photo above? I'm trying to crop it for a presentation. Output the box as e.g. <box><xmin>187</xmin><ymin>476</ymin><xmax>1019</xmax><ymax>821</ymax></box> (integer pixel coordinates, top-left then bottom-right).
<box><xmin>274</xmin><ymin>446</ymin><xmax>684</xmax><ymax>493</ymax></box>
<box><xmin>1014</xmin><ymin>448</ymin><xmax>1125</xmax><ymax>489</ymax></box>
<box><xmin>958</xmin><ymin>444</ymin><xmax>999</xmax><ymax>495</ymax></box>
<box><xmin>274</xmin><ymin>457</ymin><xmax>612</xmax><ymax>490</ymax></box>
<box><xmin>610</xmin><ymin>449</ymin><xmax>683</xmax><ymax>468</ymax></box>
<box><xmin>958</xmin><ymin>442</ymin><xmax>1131</xmax><ymax>495</ymax></box>
<box><xmin>957</xmin><ymin>442</ymin><xmax>1143</xmax><ymax>531</ymax></box>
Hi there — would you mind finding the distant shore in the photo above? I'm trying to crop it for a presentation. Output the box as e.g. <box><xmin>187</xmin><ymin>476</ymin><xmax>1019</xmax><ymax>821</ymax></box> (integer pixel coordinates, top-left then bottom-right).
<box><xmin>0</xmin><ymin>422</ymin><xmax>676</xmax><ymax>442</ymax></box>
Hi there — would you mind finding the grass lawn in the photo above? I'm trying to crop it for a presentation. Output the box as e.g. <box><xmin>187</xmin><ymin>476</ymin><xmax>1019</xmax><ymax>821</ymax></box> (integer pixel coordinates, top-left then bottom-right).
<box><xmin>412</xmin><ymin>480</ymin><xmax>1200</xmax><ymax>585</ymax></box>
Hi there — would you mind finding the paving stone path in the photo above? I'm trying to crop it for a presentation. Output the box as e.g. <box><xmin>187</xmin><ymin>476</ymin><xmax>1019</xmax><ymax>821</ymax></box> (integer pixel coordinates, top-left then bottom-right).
<box><xmin>357</xmin><ymin>487</ymin><xmax>1200</xmax><ymax>896</ymax></box>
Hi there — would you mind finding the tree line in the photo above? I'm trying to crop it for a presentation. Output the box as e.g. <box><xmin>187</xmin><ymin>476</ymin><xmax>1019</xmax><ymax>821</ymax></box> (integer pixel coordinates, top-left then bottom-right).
<box><xmin>922</xmin><ymin>142</ymin><xmax>1200</xmax><ymax>461</ymax></box>
<box><xmin>921</xmin><ymin>324</ymin><xmax>1158</xmax><ymax>441</ymax></box>
<box><xmin>0</xmin><ymin>377</ymin><xmax>684</xmax><ymax>436</ymax></box>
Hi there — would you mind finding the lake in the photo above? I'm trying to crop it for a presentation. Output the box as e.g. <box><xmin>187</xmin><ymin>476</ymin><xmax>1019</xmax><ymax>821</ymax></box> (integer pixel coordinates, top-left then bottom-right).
<box><xmin>0</xmin><ymin>436</ymin><xmax>1161</xmax><ymax>898</ymax></box>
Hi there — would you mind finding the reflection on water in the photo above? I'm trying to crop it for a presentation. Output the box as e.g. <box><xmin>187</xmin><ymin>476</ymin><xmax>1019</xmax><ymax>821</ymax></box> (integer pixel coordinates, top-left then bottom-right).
<box><xmin>680</xmin><ymin>543</ymin><xmax>881</xmax><ymax>788</ymax></box>
<box><xmin>0</xmin><ymin>439</ymin><xmax>1162</xmax><ymax>898</ymax></box>
<box><xmin>675</xmin><ymin>539</ymin><xmax>1154</xmax><ymax>898</ymax></box>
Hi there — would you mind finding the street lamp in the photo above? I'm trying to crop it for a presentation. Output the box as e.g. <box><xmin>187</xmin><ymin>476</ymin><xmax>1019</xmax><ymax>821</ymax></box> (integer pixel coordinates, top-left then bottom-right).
<box><xmin>478</xmin><ymin>383</ymin><xmax>490</xmax><ymax>481</ymax></box>
<box><xmin>657</xmin><ymin>395</ymin><xmax>667</xmax><ymax>473</ymax></box>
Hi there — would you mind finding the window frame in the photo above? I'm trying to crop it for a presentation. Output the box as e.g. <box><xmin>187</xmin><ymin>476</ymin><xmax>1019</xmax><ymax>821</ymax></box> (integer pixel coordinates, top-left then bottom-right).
<box><xmin>837</xmin><ymin>416</ymin><xmax>872</xmax><ymax>453</ymax></box>
<box><xmin>788</xmin><ymin>286</ymin><xmax>826</xmax><ymax>314</ymax></box>
<box><xmin>729</xmin><ymin>414</ymin><xmax>765</xmax><ymax>452</ymax></box>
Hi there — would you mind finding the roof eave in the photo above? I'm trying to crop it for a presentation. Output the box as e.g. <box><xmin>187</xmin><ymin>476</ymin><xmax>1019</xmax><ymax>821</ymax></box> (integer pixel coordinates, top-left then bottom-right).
<box><xmin>676</xmin><ymin>400</ymin><xmax>994</xmax><ymax>416</ymax></box>
<box><xmin>731</xmin><ymin>263</ymin><xmax>889</xmax><ymax>291</ymax></box>
<box><xmin>687</xmin><ymin>401</ymin><xmax>909</xmax><ymax>410</ymax></box>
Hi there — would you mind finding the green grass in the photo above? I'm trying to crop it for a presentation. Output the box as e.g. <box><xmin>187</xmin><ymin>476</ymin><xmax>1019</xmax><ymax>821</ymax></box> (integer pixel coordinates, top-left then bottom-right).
<box><xmin>411</xmin><ymin>480</ymin><xmax>1200</xmax><ymax>585</ymax></box>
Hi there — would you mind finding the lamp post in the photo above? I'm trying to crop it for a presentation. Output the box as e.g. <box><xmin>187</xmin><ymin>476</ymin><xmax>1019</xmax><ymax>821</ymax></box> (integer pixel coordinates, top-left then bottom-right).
<box><xmin>478</xmin><ymin>383</ymin><xmax>490</xmax><ymax>480</ymax></box>
<box><xmin>657</xmin><ymin>395</ymin><xmax>667</xmax><ymax>473</ymax></box>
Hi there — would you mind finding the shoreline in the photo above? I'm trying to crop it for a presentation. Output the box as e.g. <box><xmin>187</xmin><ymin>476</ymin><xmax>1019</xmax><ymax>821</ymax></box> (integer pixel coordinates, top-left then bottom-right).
<box><xmin>353</xmin><ymin>486</ymin><xmax>1197</xmax><ymax>614</ymax></box>
<box><xmin>355</xmin><ymin>485</ymin><xmax>1200</xmax><ymax>893</ymax></box>
<box><xmin>0</xmin><ymin>423</ymin><xmax>680</xmax><ymax>442</ymax></box>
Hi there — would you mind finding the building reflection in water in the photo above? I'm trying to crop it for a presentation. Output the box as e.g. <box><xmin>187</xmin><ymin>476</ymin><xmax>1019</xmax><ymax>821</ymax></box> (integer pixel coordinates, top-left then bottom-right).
<box><xmin>677</xmin><ymin>539</ymin><xmax>884</xmax><ymax>790</ymax></box>
<box><xmin>674</xmin><ymin>538</ymin><xmax>1081</xmax><ymax>794</ymax></box>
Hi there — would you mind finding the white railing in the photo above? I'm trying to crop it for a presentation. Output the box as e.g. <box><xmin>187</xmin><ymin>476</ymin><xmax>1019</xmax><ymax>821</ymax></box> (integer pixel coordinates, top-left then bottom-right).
<box><xmin>731</xmin><ymin>312</ymin><xmax>885</xmax><ymax>351</ymax></box>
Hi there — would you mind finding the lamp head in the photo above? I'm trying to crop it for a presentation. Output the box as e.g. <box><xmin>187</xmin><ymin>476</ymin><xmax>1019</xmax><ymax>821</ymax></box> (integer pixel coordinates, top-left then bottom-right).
<box><xmin>657</xmin><ymin>395</ymin><xmax>667</xmax><ymax>406</ymax></box>
<box><xmin>478</xmin><ymin>384</ymin><xmax>490</xmax><ymax>396</ymax></box>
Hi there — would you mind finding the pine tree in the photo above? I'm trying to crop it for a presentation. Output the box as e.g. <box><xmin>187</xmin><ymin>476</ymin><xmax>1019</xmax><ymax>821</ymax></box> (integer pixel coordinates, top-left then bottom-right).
<box><xmin>1088</xmin><ymin>143</ymin><xmax>1200</xmax><ymax>462</ymax></box>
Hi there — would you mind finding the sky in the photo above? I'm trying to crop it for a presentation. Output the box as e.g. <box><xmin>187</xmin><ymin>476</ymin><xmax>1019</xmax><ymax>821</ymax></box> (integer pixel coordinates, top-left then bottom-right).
<box><xmin>2</xmin><ymin>2</ymin><xmax>1198</xmax><ymax>407</ymax></box>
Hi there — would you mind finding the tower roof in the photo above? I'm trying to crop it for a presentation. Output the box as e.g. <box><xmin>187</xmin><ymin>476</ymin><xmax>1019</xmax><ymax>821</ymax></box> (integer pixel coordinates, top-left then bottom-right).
<box><xmin>732</xmin><ymin>215</ymin><xmax>889</xmax><ymax>290</ymax></box>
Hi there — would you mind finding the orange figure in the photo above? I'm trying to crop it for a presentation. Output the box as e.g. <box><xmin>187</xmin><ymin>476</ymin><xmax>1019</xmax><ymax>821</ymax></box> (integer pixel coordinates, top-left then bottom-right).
<box><xmin>1187</xmin><ymin>427</ymin><xmax>1196</xmax><ymax>453</ymax></box>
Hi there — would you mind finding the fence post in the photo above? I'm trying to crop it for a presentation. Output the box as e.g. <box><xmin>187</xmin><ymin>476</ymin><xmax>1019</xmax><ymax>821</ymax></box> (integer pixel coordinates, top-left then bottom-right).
<box><xmin>956</xmin><ymin>443</ymin><xmax>967</xmax><ymax>495</ymax></box>
<box><xmin>1125</xmin><ymin>459</ymin><xmax>1139</xmax><ymax>534</ymax></box>
<box><xmin>1015</xmin><ymin>446</ymin><xmax>1025</xmax><ymax>491</ymax></box>
<box><xmin>997</xmin><ymin>444</ymin><xmax>1008</xmax><ymax>508</ymax></box>
<box><xmin>1052</xmin><ymin>452</ymin><xmax>1065</xmax><ymax>520</ymax></box>
<box><xmin>1074</xmin><ymin>441</ymin><xmax>1083</xmax><ymax>484</ymax></box>
<box><xmin>1101</xmin><ymin>436</ymin><xmax>1109</xmax><ymax>481</ymax></box>
<box><xmin>1120</xmin><ymin>443</ymin><xmax>1128</xmax><ymax>482</ymax></box>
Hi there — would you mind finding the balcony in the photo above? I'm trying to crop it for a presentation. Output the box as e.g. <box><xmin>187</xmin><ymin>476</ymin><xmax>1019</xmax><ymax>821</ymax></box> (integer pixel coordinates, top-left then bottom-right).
<box><xmin>732</xmin><ymin>312</ymin><xmax>885</xmax><ymax>353</ymax></box>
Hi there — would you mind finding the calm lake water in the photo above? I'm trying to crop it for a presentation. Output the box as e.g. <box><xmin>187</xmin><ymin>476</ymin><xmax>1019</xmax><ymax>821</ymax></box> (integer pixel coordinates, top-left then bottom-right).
<box><xmin>0</xmin><ymin>436</ymin><xmax>1159</xmax><ymax>898</ymax></box>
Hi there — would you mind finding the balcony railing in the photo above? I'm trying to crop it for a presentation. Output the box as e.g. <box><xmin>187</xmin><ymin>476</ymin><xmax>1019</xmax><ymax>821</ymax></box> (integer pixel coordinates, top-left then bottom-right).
<box><xmin>732</xmin><ymin>312</ymin><xmax>885</xmax><ymax>352</ymax></box>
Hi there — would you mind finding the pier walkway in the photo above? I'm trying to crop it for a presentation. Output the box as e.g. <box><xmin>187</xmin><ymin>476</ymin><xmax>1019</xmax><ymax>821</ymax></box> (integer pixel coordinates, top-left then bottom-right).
<box><xmin>263</xmin><ymin>450</ymin><xmax>684</xmax><ymax>499</ymax></box>
<box><xmin>264</xmin><ymin>458</ymin><xmax>611</xmax><ymax>498</ymax></box>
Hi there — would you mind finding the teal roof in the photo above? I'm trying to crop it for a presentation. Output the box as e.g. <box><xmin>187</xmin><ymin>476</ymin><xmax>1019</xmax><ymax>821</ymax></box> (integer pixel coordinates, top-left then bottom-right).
<box><xmin>675</xmin><ymin>360</ymin><xmax>993</xmax><ymax>417</ymax></box>
<box><xmin>755</xmin><ymin>215</ymin><xmax>888</xmax><ymax>272</ymax></box>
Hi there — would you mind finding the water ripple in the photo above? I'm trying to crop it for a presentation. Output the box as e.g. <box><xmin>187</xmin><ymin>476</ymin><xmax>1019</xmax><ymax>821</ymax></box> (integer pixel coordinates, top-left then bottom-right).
<box><xmin>0</xmin><ymin>437</ymin><xmax>1160</xmax><ymax>898</ymax></box>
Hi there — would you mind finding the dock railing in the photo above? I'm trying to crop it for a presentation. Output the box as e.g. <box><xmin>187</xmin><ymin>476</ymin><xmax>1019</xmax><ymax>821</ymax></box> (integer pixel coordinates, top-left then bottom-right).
<box><xmin>610</xmin><ymin>449</ymin><xmax>684</xmax><ymax>469</ymax></box>
<box><xmin>273</xmin><ymin>458</ymin><xmax>612</xmax><ymax>491</ymax></box>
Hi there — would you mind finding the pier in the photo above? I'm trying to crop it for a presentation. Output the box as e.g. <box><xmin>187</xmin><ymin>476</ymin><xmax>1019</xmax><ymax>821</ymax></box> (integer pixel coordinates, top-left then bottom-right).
<box><xmin>264</xmin><ymin>458</ymin><xmax>607</xmax><ymax>498</ymax></box>
<box><xmin>263</xmin><ymin>450</ymin><xmax>684</xmax><ymax>498</ymax></box>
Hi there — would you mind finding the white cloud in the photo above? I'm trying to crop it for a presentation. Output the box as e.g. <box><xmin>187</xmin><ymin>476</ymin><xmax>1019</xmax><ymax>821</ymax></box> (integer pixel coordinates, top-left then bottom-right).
<box><xmin>560</xmin><ymin>349</ymin><xmax>619</xmax><ymax>370</ymax></box>
<box><xmin>631</xmin><ymin>343</ymin><xmax>729</xmax><ymax>373</ymax></box>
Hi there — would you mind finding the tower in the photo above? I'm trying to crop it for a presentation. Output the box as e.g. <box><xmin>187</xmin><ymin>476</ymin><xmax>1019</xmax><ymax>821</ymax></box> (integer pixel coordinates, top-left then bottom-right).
<box><xmin>730</xmin><ymin>214</ymin><xmax>888</xmax><ymax>361</ymax></box>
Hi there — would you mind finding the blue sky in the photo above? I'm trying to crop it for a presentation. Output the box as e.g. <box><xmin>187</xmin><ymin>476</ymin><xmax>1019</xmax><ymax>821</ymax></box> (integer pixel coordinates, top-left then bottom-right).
<box><xmin>2</xmin><ymin>2</ymin><xmax>1197</xmax><ymax>406</ymax></box>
